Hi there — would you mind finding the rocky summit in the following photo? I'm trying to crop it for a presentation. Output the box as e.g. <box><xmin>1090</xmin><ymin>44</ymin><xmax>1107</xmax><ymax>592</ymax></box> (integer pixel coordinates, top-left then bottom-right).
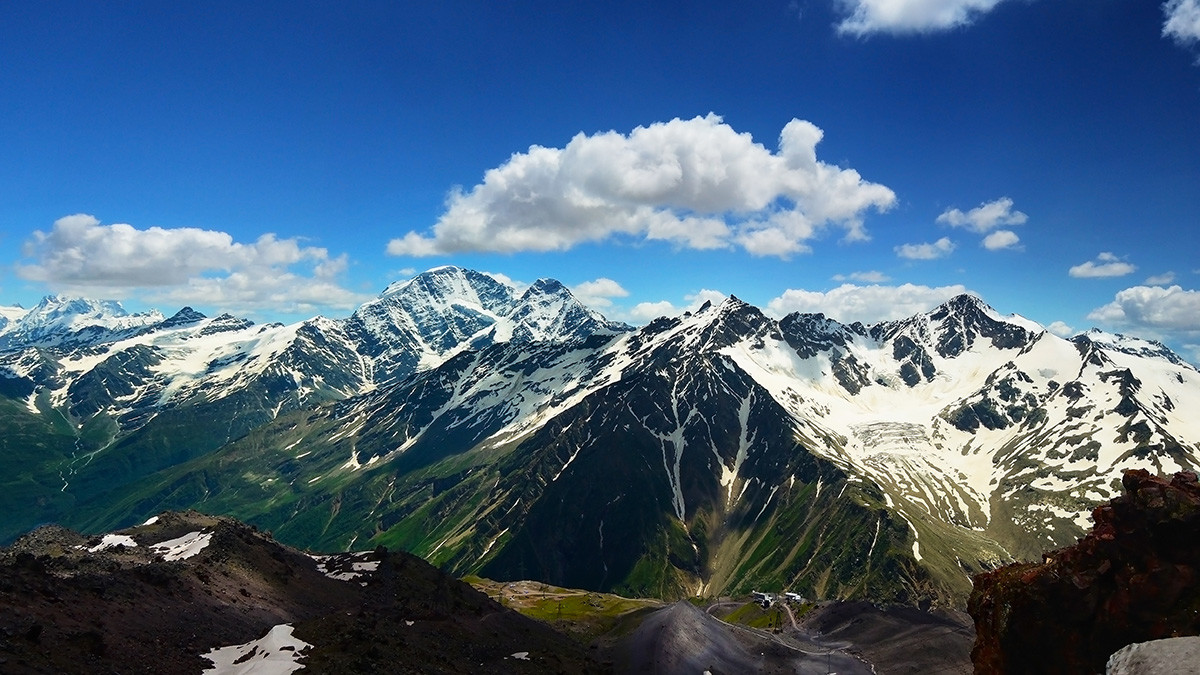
<box><xmin>969</xmin><ymin>470</ymin><xmax>1200</xmax><ymax>674</ymax></box>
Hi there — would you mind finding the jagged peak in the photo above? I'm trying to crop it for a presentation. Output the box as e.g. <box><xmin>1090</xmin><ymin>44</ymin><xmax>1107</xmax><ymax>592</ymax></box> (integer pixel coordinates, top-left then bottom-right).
<box><xmin>519</xmin><ymin>277</ymin><xmax>570</xmax><ymax>298</ymax></box>
<box><xmin>3</xmin><ymin>295</ymin><xmax>164</xmax><ymax>339</ymax></box>
<box><xmin>30</xmin><ymin>294</ymin><xmax>131</xmax><ymax>316</ymax></box>
<box><xmin>380</xmin><ymin>265</ymin><xmax>515</xmax><ymax>298</ymax></box>
<box><xmin>158</xmin><ymin>306</ymin><xmax>207</xmax><ymax>329</ymax></box>
<box><xmin>927</xmin><ymin>294</ymin><xmax>1008</xmax><ymax>328</ymax></box>
<box><xmin>1075</xmin><ymin>329</ymin><xmax>1192</xmax><ymax>368</ymax></box>
<box><xmin>780</xmin><ymin>310</ymin><xmax>851</xmax><ymax>334</ymax></box>
<box><xmin>930</xmin><ymin>294</ymin><xmax>1044</xmax><ymax>334</ymax></box>
<box><xmin>937</xmin><ymin>293</ymin><xmax>991</xmax><ymax>313</ymax></box>
<box><xmin>673</xmin><ymin>294</ymin><xmax>776</xmax><ymax>349</ymax></box>
<box><xmin>719</xmin><ymin>294</ymin><xmax>751</xmax><ymax>310</ymax></box>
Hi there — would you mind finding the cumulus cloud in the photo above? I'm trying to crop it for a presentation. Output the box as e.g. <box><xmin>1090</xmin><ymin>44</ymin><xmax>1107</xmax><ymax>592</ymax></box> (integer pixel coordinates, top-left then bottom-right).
<box><xmin>1145</xmin><ymin>271</ymin><xmax>1177</xmax><ymax>285</ymax></box>
<box><xmin>18</xmin><ymin>214</ymin><xmax>367</xmax><ymax>315</ymax></box>
<box><xmin>836</xmin><ymin>0</ymin><xmax>1009</xmax><ymax>36</ymax></box>
<box><xmin>570</xmin><ymin>277</ymin><xmax>630</xmax><ymax>309</ymax></box>
<box><xmin>1069</xmin><ymin>252</ymin><xmax>1137</xmax><ymax>279</ymax></box>
<box><xmin>766</xmin><ymin>283</ymin><xmax>970</xmax><ymax>324</ymax></box>
<box><xmin>388</xmin><ymin>114</ymin><xmax>895</xmax><ymax>259</ymax></box>
<box><xmin>937</xmin><ymin>197</ymin><xmax>1027</xmax><ymax>234</ymax></box>
<box><xmin>629</xmin><ymin>301</ymin><xmax>679</xmax><ymax>323</ymax></box>
<box><xmin>833</xmin><ymin>270</ymin><xmax>891</xmax><ymax>283</ymax></box>
<box><xmin>1088</xmin><ymin>285</ymin><xmax>1200</xmax><ymax>337</ymax></box>
<box><xmin>1046</xmin><ymin>320</ymin><xmax>1074</xmax><ymax>338</ymax></box>
<box><xmin>626</xmin><ymin>288</ymin><xmax>729</xmax><ymax>323</ymax></box>
<box><xmin>1164</xmin><ymin>0</ymin><xmax>1200</xmax><ymax>46</ymax></box>
<box><xmin>982</xmin><ymin>229</ymin><xmax>1020</xmax><ymax>251</ymax></box>
<box><xmin>895</xmin><ymin>237</ymin><xmax>955</xmax><ymax>260</ymax></box>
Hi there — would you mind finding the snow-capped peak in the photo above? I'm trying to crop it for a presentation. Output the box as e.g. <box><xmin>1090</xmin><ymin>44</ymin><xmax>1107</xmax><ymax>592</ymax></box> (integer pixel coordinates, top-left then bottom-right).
<box><xmin>381</xmin><ymin>265</ymin><xmax>515</xmax><ymax>301</ymax></box>
<box><xmin>0</xmin><ymin>295</ymin><xmax>164</xmax><ymax>349</ymax></box>
<box><xmin>0</xmin><ymin>304</ymin><xmax>28</xmax><ymax>333</ymax></box>
<box><xmin>1076</xmin><ymin>329</ymin><xmax>1193</xmax><ymax>368</ymax></box>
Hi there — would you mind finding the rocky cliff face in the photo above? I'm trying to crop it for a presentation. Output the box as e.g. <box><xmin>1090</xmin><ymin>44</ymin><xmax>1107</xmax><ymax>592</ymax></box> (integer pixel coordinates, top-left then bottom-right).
<box><xmin>969</xmin><ymin>469</ymin><xmax>1200</xmax><ymax>674</ymax></box>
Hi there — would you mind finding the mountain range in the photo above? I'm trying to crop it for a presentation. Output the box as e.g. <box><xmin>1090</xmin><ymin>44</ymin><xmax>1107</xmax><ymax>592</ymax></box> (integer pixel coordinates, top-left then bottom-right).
<box><xmin>2</xmin><ymin>266</ymin><xmax>1197</xmax><ymax>606</ymax></box>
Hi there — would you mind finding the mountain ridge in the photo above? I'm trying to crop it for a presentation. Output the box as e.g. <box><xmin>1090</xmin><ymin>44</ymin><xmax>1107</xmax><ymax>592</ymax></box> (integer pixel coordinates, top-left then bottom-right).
<box><xmin>3</xmin><ymin>268</ymin><xmax>1199</xmax><ymax>608</ymax></box>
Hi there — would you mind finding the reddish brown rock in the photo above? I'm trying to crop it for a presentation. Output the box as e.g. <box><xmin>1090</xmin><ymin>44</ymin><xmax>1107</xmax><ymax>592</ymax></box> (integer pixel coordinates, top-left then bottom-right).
<box><xmin>969</xmin><ymin>469</ymin><xmax>1200</xmax><ymax>674</ymax></box>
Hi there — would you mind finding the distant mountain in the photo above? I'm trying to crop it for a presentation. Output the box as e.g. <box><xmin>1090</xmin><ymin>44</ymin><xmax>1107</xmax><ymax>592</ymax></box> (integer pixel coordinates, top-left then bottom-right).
<box><xmin>0</xmin><ymin>267</ymin><xmax>629</xmax><ymax>543</ymax></box>
<box><xmin>49</xmin><ymin>282</ymin><xmax>1199</xmax><ymax>606</ymax></box>
<box><xmin>344</xmin><ymin>265</ymin><xmax>628</xmax><ymax>383</ymax></box>
<box><xmin>0</xmin><ymin>303</ymin><xmax>27</xmax><ymax>333</ymax></box>
<box><xmin>0</xmin><ymin>296</ymin><xmax>163</xmax><ymax>351</ymax></box>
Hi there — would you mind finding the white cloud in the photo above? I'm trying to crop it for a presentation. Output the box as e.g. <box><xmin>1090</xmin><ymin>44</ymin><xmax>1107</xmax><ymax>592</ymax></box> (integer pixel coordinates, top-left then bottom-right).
<box><xmin>629</xmin><ymin>301</ymin><xmax>678</xmax><ymax>323</ymax></box>
<box><xmin>895</xmin><ymin>236</ymin><xmax>955</xmax><ymax>260</ymax></box>
<box><xmin>1088</xmin><ymin>285</ymin><xmax>1200</xmax><ymax>335</ymax></box>
<box><xmin>480</xmin><ymin>270</ymin><xmax>525</xmax><ymax>292</ymax></box>
<box><xmin>1046</xmin><ymin>320</ymin><xmax>1074</xmax><ymax>337</ymax></box>
<box><xmin>937</xmin><ymin>197</ymin><xmax>1027</xmax><ymax>234</ymax></box>
<box><xmin>1145</xmin><ymin>271</ymin><xmax>1177</xmax><ymax>285</ymax></box>
<box><xmin>1164</xmin><ymin>0</ymin><xmax>1200</xmax><ymax>46</ymax></box>
<box><xmin>17</xmin><ymin>214</ymin><xmax>367</xmax><ymax>315</ymax></box>
<box><xmin>570</xmin><ymin>278</ymin><xmax>629</xmax><ymax>309</ymax></box>
<box><xmin>837</xmin><ymin>0</ymin><xmax>1009</xmax><ymax>36</ymax></box>
<box><xmin>1069</xmin><ymin>252</ymin><xmax>1137</xmax><ymax>279</ymax></box>
<box><xmin>625</xmin><ymin>288</ymin><xmax>728</xmax><ymax>323</ymax></box>
<box><xmin>981</xmin><ymin>229</ymin><xmax>1020</xmax><ymax>250</ymax></box>
<box><xmin>387</xmin><ymin>114</ymin><xmax>895</xmax><ymax>259</ymax></box>
<box><xmin>833</xmin><ymin>270</ymin><xmax>891</xmax><ymax>283</ymax></box>
<box><xmin>766</xmin><ymin>282</ymin><xmax>970</xmax><ymax>324</ymax></box>
<box><xmin>686</xmin><ymin>289</ymin><xmax>730</xmax><ymax>309</ymax></box>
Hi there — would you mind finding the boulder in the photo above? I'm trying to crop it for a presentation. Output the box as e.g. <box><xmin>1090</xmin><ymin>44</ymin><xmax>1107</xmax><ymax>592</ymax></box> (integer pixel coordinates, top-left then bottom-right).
<box><xmin>1107</xmin><ymin>636</ymin><xmax>1200</xmax><ymax>674</ymax></box>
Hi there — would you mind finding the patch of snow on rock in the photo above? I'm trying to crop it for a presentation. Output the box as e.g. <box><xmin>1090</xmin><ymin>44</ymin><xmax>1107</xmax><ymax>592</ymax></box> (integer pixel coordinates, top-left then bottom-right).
<box><xmin>87</xmin><ymin>534</ymin><xmax>138</xmax><ymax>552</ymax></box>
<box><xmin>202</xmin><ymin>623</ymin><xmax>311</xmax><ymax>675</ymax></box>
<box><xmin>151</xmin><ymin>530</ymin><xmax>212</xmax><ymax>561</ymax></box>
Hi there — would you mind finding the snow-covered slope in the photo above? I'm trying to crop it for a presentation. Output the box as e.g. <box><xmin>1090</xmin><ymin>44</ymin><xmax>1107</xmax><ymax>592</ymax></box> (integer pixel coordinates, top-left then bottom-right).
<box><xmin>128</xmin><ymin>291</ymin><xmax>1200</xmax><ymax>605</ymax></box>
<box><xmin>0</xmin><ymin>267</ymin><xmax>631</xmax><ymax>545</ymax></box>
<box><xmin>0</xmin><ymin>303</ymin><xmax>28</xmax><ymax>333</ymax></box>
<box><xmin>0</xmin><ymin>266</ymin><xmax>629</xmax><ymax>437</ymax></box>
<box><xmin>11</xmin><ymin>270</ymin><xmax>1200</xmax><ymax>606</ymax></box>
<box><xmin>0</xmin><ymin>296</ymin><xmax>163</xmax><ymax>350</ymax></box>
<box><xmin>343</xmin><ymin>266</ymin><xmax>627</xmax><ymax>382</ymax></box>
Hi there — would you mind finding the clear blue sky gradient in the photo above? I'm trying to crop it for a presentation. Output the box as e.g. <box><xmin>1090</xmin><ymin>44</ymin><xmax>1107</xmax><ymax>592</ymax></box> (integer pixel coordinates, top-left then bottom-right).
<box><xmin>2</xmin><ymin>1</ymin><xmax>1198</xmax><ymax>357</ymax></box>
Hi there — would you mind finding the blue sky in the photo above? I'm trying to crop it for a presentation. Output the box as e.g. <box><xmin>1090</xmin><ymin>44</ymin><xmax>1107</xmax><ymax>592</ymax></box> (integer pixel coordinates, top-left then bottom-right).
<box><xmin>2</xmin><ymin>1</ymin><xmax>1200</xmax><ymax>358</ymax></box>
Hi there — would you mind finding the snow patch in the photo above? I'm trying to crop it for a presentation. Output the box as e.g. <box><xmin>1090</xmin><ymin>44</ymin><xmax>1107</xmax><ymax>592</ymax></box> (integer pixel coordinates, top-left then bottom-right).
<box><xmin>87</xmin><ymin>534</ymin><xmax>138</xmax><ymax>552</ymax></box>
<box><xmin>202</xmin><ymin>623</ymin><xmax>311</xmax><ymax>675</ymax></box>
<box><xmin>152</xmin><ymin>531</ymin><xmax>212</xmax><ymax>561</ymax></box>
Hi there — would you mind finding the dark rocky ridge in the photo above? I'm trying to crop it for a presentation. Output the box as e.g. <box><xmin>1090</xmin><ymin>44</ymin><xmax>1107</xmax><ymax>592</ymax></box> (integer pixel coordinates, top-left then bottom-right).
<box><xmin>0</xmin><ymin>511</ymin><xmax>604</xmax><ymax>674</ymax></box>
<box><xmin>969</xmin><ymin>469</ymin><xmax>1200</xmax><ymax>674</ymax></box>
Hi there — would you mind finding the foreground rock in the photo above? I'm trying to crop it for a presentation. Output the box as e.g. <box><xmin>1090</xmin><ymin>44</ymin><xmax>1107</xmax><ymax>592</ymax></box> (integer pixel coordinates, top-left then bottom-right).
<box><xmin>0</xmin><ymin>511</ymin><xmax>605</xmax><ymax>674</ymax></box>
<box><xmin>970</xmin><ymin>470</ymin><xmax>1200</xmax><ymax>674</ymax></box>
<box><xmin>1107</xmin><ymin>636</ymin><xmax>1200</xmax><ymax>675</ymax></box>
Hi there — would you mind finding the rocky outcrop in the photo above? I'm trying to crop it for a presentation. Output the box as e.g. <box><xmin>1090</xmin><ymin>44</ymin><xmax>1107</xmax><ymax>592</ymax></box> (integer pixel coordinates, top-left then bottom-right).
<box><xmin>969</xmin><ymin>470</ymin><xmax>1200</xmax><ymax>674</ymax></box>
<box><xmin>0</xmin><ymin>511</ymin><xmax>605</xmax><ymax>674</ymax></box>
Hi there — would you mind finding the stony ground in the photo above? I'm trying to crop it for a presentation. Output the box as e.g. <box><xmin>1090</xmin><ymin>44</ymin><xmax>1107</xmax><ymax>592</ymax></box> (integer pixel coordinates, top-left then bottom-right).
<box><xmin>0</xmin><ymin>511</ymin><xmax>604</xmax><ymax>674</ymax></box>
